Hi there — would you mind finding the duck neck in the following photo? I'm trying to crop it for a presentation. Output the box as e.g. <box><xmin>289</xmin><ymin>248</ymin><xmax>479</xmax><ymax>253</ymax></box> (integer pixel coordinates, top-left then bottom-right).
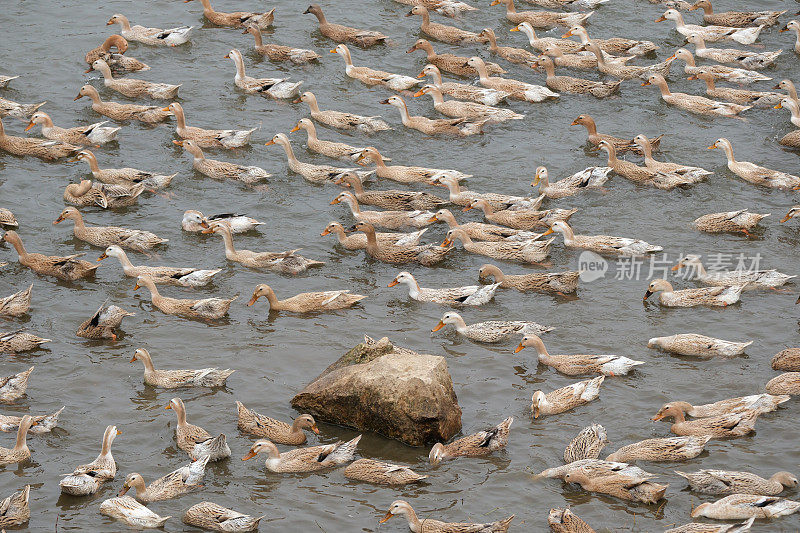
<box><xmin>420</xmin><ymin>42</ymin><xmax>436</xmax><ymax>60</ymax></box>
<box><xmin>84</xmin><ymin>154</ymin><xmax>101</xmax><ymax>173</ymax></box>
<box><xmin>14</xmin><ymin>422</ymin><xmax>29</xmax><ymax>451</ymax></box>
<box><xmin>520</xmin><ymin>25</ymin><xmax>538</xmax><ymax>46</ymax></box>
<box><xmin>305</xmin><ymin>97</ymin><xmax>322</xmax><ymax>114</ymax></box>
<box><xmin>343</xmin><ymin>195</ymin><xmax>361</xmax><ymax>215</ymax></box>
<box><xmin>504</xmin><ymin>0</ymin><xmax>517</xmax><ymax>13</ymax></box>
<box><xmin>173</xmin><ymin>107</ymin><xmax>188</xmax><ymax>133</ymax></box>
<box><xmin>86</xmin><ymin>89</ymin><xmax>102</xmax><ymax>104</ymax></box>
<box><xmin>303</xmin><ymin>124</ymin><xmax>318</xmax><ymax>143</ymax></box>
<box><xmin>394</xmin><ymin>101</ymin><xmax>412</xmax><ymax>125</ymax></box>
<box><xmin>655</xmin><ymin>80</ymin><xmax>672</xmax><ymax>97</ymax></box>
<box><xmin>527</xmin><ymin>336</ymin><xmax>551</xmax><ymax>362</ymax></box>
<box><xmin>702</xmin><ymin>76</ymin><xmax>715</xmax><ymax>91</ymax></box>
<box><xmin>289</xmin><ymin>418</ymin><xmax>306</xmax><ymax>433</ymax></box>
<box><xmin>141</xmin><ymin>279</ymin><xmax>162</xmax><ymax>300</ymax></box>
<box><xmin>139</xmin><ymin>352</ymin><xmax>156</xmax><ymax>374</ymax></box>
<box><xmin>452</xmin><ymin>315</ymin><xmax>468</xmax><ymax>333</ymax></box>
<box><xmin>339</xmin><ymin>49</ymin><xmax>354</xmax><ymax>68</ymax></box>
<box><xmin>672</xmin><ymin>12</ymin><xmax>686</xmax><ymax>28</ymax></box>
<box><xmin>362</xmin><ymin>227</ymin><xmax>378</xmax><ymax>252</ymax></box>
<box><xmin>696</xmin><ymin>2</ymin><xmax>712</xmax><ymax>14</ymax></box>
<box><xmin>720</xmin><ymin>142</ymin><xmax>736</xmax><ymax>164</ymax></box>
<box><xmin>198</xmin><ymin>0</ymin><xmax>215</xmax><ymax>15</ymax></box>
<box><xmin>70</xmin><ymin>214</ymin><xmax>87</xmax><ymax>231</ymax></box>
<box><xmin>173</xmin><ymin>402</ymin><xmax>188</xmax><ymax>427</ymax></box>
<box><xmin>475</xmin><ymin>62</ymin><xmax>490</xmax><ymax>83</ymax></box>
<box><xmin>582</xmin><ymin>119</ymin><xmax>598</xmax><ymax>137</ymax></box>
<box><xmin>484</xmin><ymin>265</ymin><xmax>504</xmax><ymax>281</ymax></box>
<box><xmin>218</xmin><ymin>230</ymin><xmax>238</xmax><ymax>258</ymax></box>
<box><xmin>639</xmin><ymin>142</ymin><xmax>656</xmax><ymax>166</ymax></box>
<box><xmin>403</xmin><ymin>278</ymin><xmax>422</xmax><ymax>298</ymax></box>
<box><xmin>670</xmin><ymin>409</ymin><xmax>686</xmax><ymax>423</ymax></box>
<box><xmin>681</xmin><ymin>52</ymin><xmax>696</xmax><ymax>67</ymax></box>
<box><xmin>331</xmin><ymin>226</ymin><xmax>348</xmax><ymax>243</ymax></box>
<box><xmin>100</xmin><ymin>427</ymin><xmax>116</xmax><ymax>456</ymax></box>
<box><xmin>692</xmin><ymin>260</ymin><xmax>708</xmax><ymax>278</ymax></box>
<box><xmin>418</xmin><ymin>9</ymin><xmax>430</xmax><ymax>27</ymax></box>
<box><xmin>556</xmin><ymin>224</ymin><xmax>575</xmax><ymax>244</ymax></box>
<box><xmin>279</xmin><ymin>141</ymin><xmax>298</xmax><ymax>165</ymax></box>
<box><xmin>427</xmin><ymin>89</ymin><xmax>445</xmax><ymax>106</ymax></box>
<box><xmin>402</xmin><ymin>508</ymin><xmax>422</xmax><ymax>533</ymax></box>
<box><xmin>371</xmin><ymin>154</ymin><xmax>388</xmax><ymax>168</ymax></box>
<box><xmin>542</xmin><ymin>60</ymin><xmax>556</xmax><ymax>78</ymax></box>
<box><xmin>7</xmin><ymin>236</ymin><xmax>28</xmax><ymax>258</ymax></box>
<box><xmin>232</xmin><ymin>54</ymin><xmax>247</xmax><ymax>80</ymax></box>
<box><xmin>97</xmin><ymin>63</ymin><xmax>114</xmax><ymax>81</ymax></box>
<box><xmin>603</xmin><ymin>147</ymin><xmax>618</xmax><ymax>165</ymax></box>
<box><xmin>347</xmin><ymin>177</ymin><xmax>366</xmax><ymax>195</ymax></box>
<box><xmin>262</xmin><ymin>288</ymin><xmax>280</xmax><ymax>310</ymax></box>
<box><xmin>452</xmin><ymin>230</ymin><xmax>473</xmax><ymax>246</ymax></box>
<box><xmin>476</xmin><ymin>201</ymin><xmax>494</xmax><ymax>216</ymax></box>
<box><xmin>440</xmin><ymin>211</ymin><xmax>458</xmax><ymax>229</ymax></box>
<box><xmin>114</xmin><ymin>250</ymin><xmax>135</xmax><ymax>270</ymax></box>
<box><xmin>249</xmin><ymin>27</ymin><xmax>264</xmax><ymax>47</ymax></box>
<box><xmin>311</xmin><ymin>9</ymin><xmax>327</xmax><ymax>25</ymax></box>
<box><xmin>427</xmin><ymin>69</ymin><xmax>443</xmax><ymax>87</ymax></box>
<box><xmin>485</xmin><ymin>31</ymin><xmax>499</xmax><ymax>51</ymax></box>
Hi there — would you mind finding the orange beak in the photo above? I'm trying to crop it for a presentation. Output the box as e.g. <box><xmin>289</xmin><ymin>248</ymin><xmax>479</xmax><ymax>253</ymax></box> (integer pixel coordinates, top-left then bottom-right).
<box><xmin>427</xmin><ymin>215</ymin><xmax>438</xmax><ymax>223</ymax></box>
<box><xmin>265</xmin><ymin>140</ymin><xmax>275</xmax><ymax>146</ymax></box>
<box><xmin>290</xmin><ymin>124</ymin><xmax>300</xmax><ymax>132</ymax></box>
<box><xmin>134</xmin><ymin>283</ymin><xmax>141</xmax><ymax>291</ymax></box>
<box><xmin>562</xmin><ymin>30</ymin><xmax>573</xmax><ymax>38</ymax></box>
<box><xmin>707</xmin><ymin>145</ymin><xmax>717</xmax><ymax>150</ymax></box>
<box><xmin>330</xmin><ymin>49</ymin><xmax>337</xmax><ymax>54</ymax></box>
<box><xmin>320</xmin><ymin>228</ymin><xmax>331</xmax><ymax>236</ymax></box>
<box><xmin>774</xmin><ymin>103</ymin><xmax>783</xmax><ymax>109</ymax></box>
<box><xmin>431</xmin><ymin>320</ymin><xmax>445</xmax><ymax>332</ymax></box>
<box><xmin>570</xmin><ymin>119</ymin><xmax>579</xmax><ymax>126</ymax></box>
<box><xmin>172</xmin><ymin>140</ymin><xmax>184</xmax><ymax>146</ymax></box>
<box><xmin>201</xmin><ymin>227</ymin><xmax>215</xmax><ymax>234</ymax></box>
<box><xmin>651</xmin><ymin>413</ymin><xmax>665</xmax><ymax>421</ymax></box>
<box><xmin>242</xmin><ymin>451</ymin><xmax>256</xmax><ymax>461</ymax></box>
<box><xmin>106</xmin><ymin>19</ymin><xmax>114</xmax><ymax>25</ymax></box>
<box><xmin>780</xmin><ymin>27</ymin><xmax>789</xmax><ymax>32</ymax></box>
<box><xmin>224</xmin><ymin>53</ymin><xmax>230</xmax><ymax>58</ymax></box>
<box><xmin>416</xmin><ymin>71</ymin><xmax>426</xmax><ymax>79</ymax></box>
<box><xmin>541</xmin><ymin>228</ymin><xmax>554</xmax><ymax>236</ymax></box>
<box><xmin>510</xmin><ymin>27</ymin><xmax>520</xmax><ymax>32</ymax></box>
<box><xmin>671</xmin><ymin>264</ymin><xmax>681</xmax><ymax>271</ymax></box>
<box><xmin>513</xmin><ymin>343</ymin><xmax>525</xmax><ymax>354</ymax></box>
<box><xmin>53</xmin><ymin>216</ymin><xmax>64</xmax><ymax>224</ymax></box>
<box><xmin>440</xmin><ymin>238</ymin><xmax>452</xmax><ymax>247</ymax></box>
<box><xmin>686</xmin><ymin>75</ymin><xmax>697</xmax><ymax>80</ymax></box>
<box><xmin>688</xmin><ymin>3</ymin><xmax>698</xmax><ymax>9</ymax></box>
<box><xmin>118</xmin><ymin>485</ymin><xmax>130</xmax><ymax>497</ymax></box>
<box><xmin>73</xmin><ymin>93</ymin><xmax>83</xmax><ymax>101</ymax></box>
<box><xmin>165</xmin><ymin>403</ymin><xmax>172</xmax><ymax>410</ymax></box>
<box><xmin>780</xmin><ymin>214</ymin><xmax>791</xmax><ymax>223</ymax></box>
<box><xmin>311</xmin><ymin>424</ymin><xmax>320</xmax><ymax>435</ymax></box>
<box><xmin>247</xmin><ymin>294</ymin><xmax>259</xmax><ymax>306</ymax></box>
<box><xmin>379</xmin><ymin>512</ymin><xmax>394</xmax><ymax>524</ymax></box>
<box><xmin>412</xmin><ymin>89</ymin><xmax>425</xmax><ymax>97</ymax></box>
<box><xmin>292</xmin><ymin>97</ymin><xmax>302</xmax><ymax>104</ymax></box>
<box><xmin>24</xmin><ymin>122</ymin><xmax>34</xmax><ymax>131</ymax></box>
<box><xmin>161</xmin><ymin>106</ymin><xmax>171</xmax><ymax>112</ymax></box>
<box><xmin>641</xmin><ymin>81</ymin><xmax>651</xmax><ymax>86</ymax></box>
<box><xmin>462</xmin><ymin>205</ymin><xmax>473</xmax><ymax>212</ymax></box>
<box><xmin>129</xmin><ymin>355</ymin><xmax>137</xmax><ymax>363</ymax></box>
<box><xmin>655</xmin><ymin>15</ymin><xmax>666</xmax><ymax>22</ymax></box>
<box><xmin>388</xmin><ymin>279</ymin><xmax>399</xmax><ymax>287</ymax></box>
<box><xmin>200</xmin><ymin>220</ymin><xmax>210</xmax><ymax>229</ymax></box>
<box><xmin>97</xmin><ymin>252</ymin><xmax>108</xmax><ymax>261</ymax></box>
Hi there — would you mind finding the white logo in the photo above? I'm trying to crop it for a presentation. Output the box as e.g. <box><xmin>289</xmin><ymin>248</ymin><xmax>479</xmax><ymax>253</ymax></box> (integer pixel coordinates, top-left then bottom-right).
<box><xmin>578</xmin><ymin>251</ymin><xmax>607</xmax><ymax>282</ymax></box>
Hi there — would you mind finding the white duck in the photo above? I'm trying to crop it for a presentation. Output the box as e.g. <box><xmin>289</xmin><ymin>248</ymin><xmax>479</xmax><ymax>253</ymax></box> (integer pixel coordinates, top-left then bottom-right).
<box><xmin>389</xmin><ymin>271</ymin><xmax>501</xmax><ymax>306</ymax></box>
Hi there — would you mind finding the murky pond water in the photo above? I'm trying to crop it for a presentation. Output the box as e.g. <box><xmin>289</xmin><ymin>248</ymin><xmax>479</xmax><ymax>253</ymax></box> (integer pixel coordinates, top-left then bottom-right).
<box><xmin>1</xmin><ymin>0</ymin><xmax>799</xmax><ymax>530</ymax></box>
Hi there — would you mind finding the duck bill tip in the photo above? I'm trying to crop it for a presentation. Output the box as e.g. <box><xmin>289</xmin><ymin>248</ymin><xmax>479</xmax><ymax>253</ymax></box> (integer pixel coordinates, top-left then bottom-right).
<box><xmin>513</xmin><ymin>344</ymin><xmax>524</xmax><ymax>354</ymax></box>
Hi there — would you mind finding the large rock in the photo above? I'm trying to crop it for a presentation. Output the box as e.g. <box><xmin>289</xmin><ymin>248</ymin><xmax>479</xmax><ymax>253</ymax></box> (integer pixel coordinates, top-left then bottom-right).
<box><xmin>291</xmin><ymin>335</ymin><xmax>462</xmax><ymax>446</ymax></box>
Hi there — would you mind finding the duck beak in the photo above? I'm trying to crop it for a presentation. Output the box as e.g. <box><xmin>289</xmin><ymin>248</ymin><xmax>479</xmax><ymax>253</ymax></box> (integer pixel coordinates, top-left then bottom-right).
<box><xmin>200</xmin><ymin>227</ymin><xmax>215</xmax><ymax>234</ymax></box>
<box><xmin>513</xmin><ymin>343</ymin><xmax>525</xmax><ymax>354</ymax></box>
<box><xmin>200</xmin><ymin>220</ymin><xmax>210</xmax><ymax>228</ymax></box>
<box><xmin>330</xmin><ymin>49</ymin><xmax>337</xmax><ymax>54</ymax></box>
<box><xmin>242</xmin><ymin>451</ymin><xmax>257</xmax><ymax>461</ymax></box>
<box><xmin>320</xmin><ymin>228</ymin><xmax>331</xmax><ymax>236</ymax></box>
<box><xmin>533</xmin><ymin>405</ymin><xmax>540</xmax><ymax>419</ymax></box>
<box><xmin>134</xmin><ymin>283</ymin><xmax>141</xmax><ymax>291</ymax></box>
<box><xmin>541</xmin><ymin>228</ymin><xmax>554</xmax><ymax>236</ymax></box>
<box><xmin>707</xmin><ymin>144</ymin><xmax>717</xmax><ymax>150</ymax></box>
<box><xmin>441</xmin><ymin>238</ymin><xmax>452</xmax><ymax>247</ymax></box>
<box><xmin>406</xmin><ymin>45</ymin><xmax>417</xmax><ymax>53</ymax></box>
<box><xmin>330</xmin><ymin>198</ymin><xmax>340</xmax><ymax>205</ymax></box>
<box><xmin>562</xmin><ymin>30</ymin><xmax>573</xmax><ymax>38</ymax></box>
<box><xmin>172</xmin><ymin>140</ymin><xmax>184</xmax><ymax>146</ymax></box>
<box><xmin>671</xmin><ymin>264</ymin><xmax>681</xmax><ymax>271</ymax></box>
<box><xmin>379</xmin><ymin>99</ymin><xmax>390</xmax><ymax>104</ymax></box>
<box><xmin>510</xmin><ymin>27</ymin><xmax>520</xmax><ymax>32</ymax></box>
<box><xmin>290</xmin><ymin>125</ymin><xmax>300</xmax><ymax>133</ymax></box>
<box><xmin>118</xmin><ymin>484</ymin><xmax>130</xmax><ymax>497</ymax></box>
<box><xmin>412</xmin><ymin>89</ymin><xmax>425</xmax><ymax>97</ymax></box>
<box><xmin>641</xmin><ymin>81</ymin><xmax>651</xmax><ymax>86</ymax></box>
<box><xmin>379</xmin><ymin>512</ymin><xmax>394</xmax><ymax>524</ymax></box>
<box><xmin>490</xmin><ymin>0</ymin><xmax>500</xmax><ymax>4</ymax></box>
<box><xmin>431</xmin><ymin>320</ymin><xmax>445</xmax><ymax>332</ymax></box>
<box><xmin>161</xmin><ymin>106</ymin><xmax>171</xmax><ymax>112</ymax></box>
<box><xmin>247</xmin><ymin>294</ymin><xmax>259</xmax><ymax>306</ymax></box>
<box><xmin>311</xmin><ymin>424</ymin><xmax>320</xmax><ymax>435</ymax></box>
<box><xmin>388</xmin><ymin>279</ymin><xmax>399</xmax><ymax>287</ymax></box>
<box><xmin>570</xmin><ymin>119</ymin><xmax>579</xmax><ymax>126</ymax></box>
<box><xmin>292</xmin><ymin>97</ymin><xmax>302</xmax><ymax>104</ymax></box>
<box><xmin>462</xmin><ymin>205</ymin><xmax>473</xmax><ymax>212</ymax></box>
<box><xmin>265</xmin><ymin>140</ymin><xmax>275</xmax><ymax>146</ymax></box>
<box><xmin>416</xmin><ymin>71</ymin><xmax>426</xmax><ymax>79</ymax></box>
<box><xmin>427</xmin><ymin>215</ymin><xmax>438</xmax><ymax>223</ymax></box>
<box><xmin>775</xmin><ymin>103</ymin><xmax>783</xmax><ymax>109</ymax></box>
<box><xmin>53</xmin><ymin>215</ymin><xmax>64</xmax><ymax>224</ymax></box>
<box><xmin>651</xmin><ymin>412</ymin><xmax>665</xmax><ymax>421</ymax></box>
<box><xmin>97</xmin><ymin>252</ymin><xmax>108</xmax><ymax>261</ymax></box>
<box><xmin>24</xmin><ymin>122</ymin><xmax>34</xmax><ymax>131</ymax></box>
<box><xmin>686</xmin><ymin>75</ymin><xmax>696</xmax><ymax>80</ymax></box>
<box><xmin>73</xmin><ymin>93</ymin><xmax>83</xmax><ymax>101</ymax></box>
<box><xmin>780</xmin><ymin>214</ymin><xmax>792</xmax><ymax>223</ymax></box>
<box><xmin>643</xmin><ymin>289</ymin><xmax>653</xmax><ymax>301</ymax></box>
<box><xmin>655</xmin><ymin>15</ymin><xmax>666</xmax><ymax>22</ymax></box>
<box><xmin>224</xmin><ymin>53</ymin><xmax>230</xmax><ymax>58</ymax></box>
<box><xmin>405</xmin><ymin>10</ymin><xmax>414</xmax><ymax>16</ymax></box>
<box><xmin>780</xmin><ymin>27</ymin><xmax>789</xmax><ymax>32</ymax></box>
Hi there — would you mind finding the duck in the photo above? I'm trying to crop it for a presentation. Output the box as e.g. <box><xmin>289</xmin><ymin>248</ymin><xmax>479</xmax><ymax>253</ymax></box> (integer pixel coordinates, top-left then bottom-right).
<box><xmin>304</xmin><ymin>4</ymin><xmax>386</xmax><ymax>47</ymax></box>
<box><xmin>710</xmin><ymin>138</ymin><xmax>800</xmax><ymax>189</ymax></box>
<box><xmin>0</xmin><ymin>208</ymin><xmax>18</xmax><ymax>228</ymax></box>
<box><xmin>2</xmin><ymin>230</ymin><xmax>98</xmax><ymax>281</ymax></box>
<box><xmin>656</xmin><ymin>9</ymin><xmax>763</xmax><ymax>45</ymax></box>
<box><xmin>540</xmin><ymin>43</ymin><xmax>623</xmax><ymax>70</ymax></box>
<box><xmin>606</xmin><ymin>435</ymin><xmax>711</xmax><ymax>462</ymax></box>
<box><xmin>773</xmin><ymin>348</ymin><xmax>800</xmax><ymax>371</ymax></box>
<box><xmin>167</xmin><ymin>397</ymin><xmax>231</xmax><ymax>461</ymax></box>
<box><xmin>666</xmin><ymin>518</ymin><xmax>755</xmax><ymax>533</ymax></box>
<box><xmin>89</xmin><ymin>59</ymin><xmax>180</xmax><ymax>99</ymax></box>
<box><xmin>335</xmin><ymin>172</ymin><xmax>445</xmax><ymax>210</ymax></box>
<box><xmin>0</xmin><ymin>284</ymin><xmax>31</xmax><ymax>317</ymax></box>
<box><xmin>443</xmin><ymin>227</ymin><xmax>554</xmax><ymax>264</ymax></box>
<box><xmin>266</xmin><ymin>133</ymin><xmax>370</xmax><ymax>183</ymax></box>
<box><xmin>0</xmin><ymin>367</ymin><xmax>33</xmax><ymax>403</ymax></box>
<box><xmin>242</xmin><ymin>24</ymin><xmax>319</xmax><ymax>64</ymax></box>
<box><xmin>643</xmin><ymin>74</ymin><xmax>750</xmax><ymax>117</ymax></box>
<box><xmin>389</xmin><ymin>271</ymin><xmax>500</xmax><ymax>305</ymax></box>
<box><xmin>432</xmin><ymin>311</ymin><xmax>552</xmax><ymax>342</ymax></box>
<box><xmin>580</xmin><ymin>42</ymin><xmax>673</xmax><ymax>81</ymax></box>
<box><xmin>654</xmin><ymin>395</ymin><xmax>789</xmax><ymax>418</ymax></box>
<box><xmin>630</xmin><ymin>135</ymin><xmax>712</xmax><ymax>182</ymax></box>
<box><xmin>532</xmin><ymin>56</ymin><xmax>621</xmax><ymax>97</ymax></box>
<box><xmin>0</xmin><ymin>75</ymin><xmax>18</xmax><ymax>88</ymax></box>
<box><xmin>64</xmin><ymin>180</ymin><xmax>145</xmax><ymax>209</ymax></box>
<box><xmin>429</xmin><ymin>417</ymin><xmax>512</xmax><ymax>464</ymax></box>
<box><xmin>532</xmin><ymin>166</ymin><xmax>610</xmax><ymax>199</ymax></box>
<box><xmin>394</xmin><ymin>0</ymin><xmax>478</xmax><ymax>17</ymax></box>
<box><xmin>176</xmin><ymin>139</ymin><xmax>269</xmax><ymax>184</ymax></box>
<box><xmin>131</xmin><ymin>348</ymin><xmax>233</xmax><ymax>388</ymax></box>
<box><xmin>648</xmin><ymin>334</ymin><xmax>753</xmax><ymax>357</ymax></box>
<box><xmin>685</xmin><ymin>34</ymin><xmax>782</xmax><ymax>69</ymax></box>
<box><xmin>545</xmin><ymin>220</ymin><xmax>662</xmax><ymax>256</ymax></box>
<box><xmin>0</xmin><ymin>408</ymin><xmax>61</xmax><ymax>435</ymax></box>
<box><xmin>25</xmin><ymin>112</ymin><xmax>120</xmax><ymax>146</ymax></box>
<box><xmin>0</xmin><ymin>330</ymin><xmax>51</xmax><ymax>354</ymax></box>
<box><xmin>431</xmin><ymin>173</ymin><xmax>536</xmax><ymax>210</ymax></box>
<box><xmin>677</xmin><ymin>470</ymin><xmax>798</xmax><ymax>496</ymax></box>
<box><xmin>332</xmin><ymin>191</ymin><xmax>436</xmax><ymax>229</ymax></box>
<box><xmin>531</xmin><ymin>377</ymin><xmax>605</xmax><ymax>418</ymax></box>
<box><xmin>352</xmin><ymin>222</ymin><xmax>452</xmax><ymax>265</ymax></box>
<box><xmin>321</xmin><ymin>221</ymin><xmax>427</xmax><ymax>250</ymax></box>
<box><xmin>380</xmin><ymin>95</ymin><xmax>486</xmax><ymax>136</ymax></box>
<box><xmin>511</xmin><ymin>21</ymin><xmax>585</xmax><ymax>53</ymax></box>
<box><xmin>562</xmin><ymin>24</ymin><xmax>659</xmax><ymax>55</ymax></box>
<box><xmin>429</xmin><ymin>208</ymin><xmax>540</xmax><ymax>241</ymax></box>
<box><xmin>405</xmin><ymin>6</ymin><xmax>487</xmax><ymax>44</ymax></box>
<box><xmin>76</xmin><ymin>302</ymin><xmax>135</xmax><ymax>340</ymax></box>
<box><xmin>74</xmin><ymin>84</ymin><xmax>171</xmax><ymax>123</ymax></box>
<box><xmin>691</xmin><ymin>495</ymin><xmax>800</xmax><ymax>520</ymax></box>
<box><xmin>183</xmin><ymin>502</ymin><xmax>263</xmax><ymax>532</ymax></box>
<box><xmin>0</xmin><ymin>118</ymin><xmax>79</xmax><ymax>160</ymax></box>
<box><xmin>652</xmin><ymin>403</ymin><xmax>760</xmax><ymax>437</ymax></box>
<box><xmin>235</xmin><ymin>402</ymin><xmax>318</xmax><ymax>444</ymax></box>
<box><xmin>186</xmin><ymin>0</ymin><xmax>273</xmax><ymax>28</ymax></box>
<box><xmin>479</xmin><ymin>28</ymin><xmax>539</xmax><ymax>66</ymax></box>
<box><xmin>782</xmin><ymin>21</ymin><xmax>800</xmax><ymax>55</ymax></box>
<box><xmin>203</xmin><ymin>222</ymin><xmax>322</xmax><ymax>274</ymax></box>
<box><xmin>225</xmin><ymin>49</ymin><xmax>302</xmax><ymax>98</ymax></box>
<box><xmin>357</xmin><ymin>147</ymin><xmax>469</xmax><ymax>184</ymax></box>
<box><xmin>99</xmin><ymin>496</ymin><xmax>170</xmax><ymax>528</ymax></box>
<box><xmin>688</xmin><ymin>70</ymin><xmax>782</xmax><ymax>107</ymax></box>
<box><xmin>54</xmin><ymin>207</ymin><xmax>167</xmax><ymax>252</ymax></box>
<box><xmin>548</xmin><ymin>508</ymin><xmax>596</xmax><ymax>533</ymax></box>
<box><xmin>644</xmin><ymin>279</ymin><xmax>747</xmax><ymax>307</ymax></box>
<box><xmin>775</xmin><ymin>97</ymin><xmax>800</xmax><ymax>128</ymax></box>
<box><xmin>693</xmin><ymin>210</ymin><xmax>770</xmax><ymax>236</ymax></box>
<box><xmin>60</xmin><ymin>425</ymin><xmax>118</xmax><ymax>496</ymax></box>
<box><xmin>0</xmin><ymin>415</ymin><xmax>35</xmax><ymax>465</ymax></box>
<box><xmin>564</xmin><ymin>424</ymin><xmax>609</xmax><ymax>463</ymax></box>
<box><xmin>0</xmin><ymin>486</ymin><xmax>30</xmax><ymax>528</ymax></box>
<box><xmin>291</xmin><ymin>119</ymin><xmax>364</xmax><ymax>161</ymax></box>
<box><xmin>247</xmin><ymin>283</ymin><xmax>366</xmax><ymax>313</ymax></box>
<box><xmin>563</xmin><ymin>467</ymin><xmax>668</xmax><ymax>503</ymax></box>
<box><xmin>0</xmin><ymin>96</ymin><xmax>45</xmax><ymax>121</ymax></box>
<box><xmin>71</xmin><ymin>150</ymin><xmax>175</xmax><ymax>189</ymax></box>
<box><xmin>466</xmin><ymin>57</ymin><xmax>559</xmax><ymax>103</ymax></box>
<box><xmin>767</xmin><ymin>373</ymin><xmax>800</xmax><ymax>395</ymax></box>
<box><xmin>465</xmin><ymin>199</ymin><xmax>575</xmax><ymax>230</ymax></box>
<box><xmin>478</xmin><ymin>264</ymin><xmax>580</xmax><ymax>294</ymax></box>
<box><xmin>106</xmin><ymin>14</ymin><xmax>192</xmax><ymax>46</ymax></box>
<box><xmin>242</xmin><ymin>435</ymin><xmax>361</xmax><ymax>472</ymax></box>
<box><xmin>117</xmin><ymin>457</ymin><xmax>208</xmax><ymax>503</ymax></box>
<box><xmin>381</xmin><ymin>500</ymin><xmax>514</xmax><ymax>532</ymax></box>
<box><xmin>294</xmin><ymin>91</ymin><xmax>391</xmax><ymax>133</ymax></box>
<box><xmin>571</xmin><ymin>114</ymin><xmax>661</xmax><ymax>155</ymax></box>
<box><xmin>331</xmin><ymin>44</ymin><xmax>418</xmax><ymax>91</ymax></box>
<box><xmin>134</xmin><ymin>276</ymin><xmax>237</xmax><ymax>320</ymax></box>
<box><xmin>408</xmin><ymin>38</ymin><xmax>506</xmax><ymax>76</ymax></box>
<box><xmin>673</xmin><ymin>254</ymin><xmax>793</xmax><ymax>288</ymax></box>
<box><xmin>344</xmin><ymin>459</ymin><xmax>427</xmax><ymax>485</ymax></box>
<box><xmin>537</xmin><ymin>458</ymin><xmax>652</xmax><ymax>480</ymax></box>
<box><xmin>85</xmin><ymin>35</ymin><xmax>149</xmax><ymax>73</ymax></box>
<box><xmin>417</xmin><ymin>64</ymin><xmax>510</xmax><ymax>105</ymax></box>
<box><xmin>669</xmin><ymin>49</ymin><xmax>771</xmax><ymax>85</ymax></box>
<box><xmin>689</xmin><ymin>1</ymin><xmax>785</xmax><ymax>28</ymax></box>
<box><xmin>164</xmin><ymin>102</ymin><xmax>255</xmax><ymax>149</ymax></box>
<box><xmin>98</xmin><ymin>244</ymin><xmax>220</xmax><ymax>287</ymax></box>
<box><xmin>491</xmin><ymin>0</ymin><xmax>590</xmax><ymax>28</ymax></box>
<box><xmin>514</xmin><ymin>334</ymin><xmax>645</xmax><ymax>375</ymax></box>
<box><xmin>413</xmin><ymin>84</ymin><xmax>525</xmax><ymax>122</ymax></box>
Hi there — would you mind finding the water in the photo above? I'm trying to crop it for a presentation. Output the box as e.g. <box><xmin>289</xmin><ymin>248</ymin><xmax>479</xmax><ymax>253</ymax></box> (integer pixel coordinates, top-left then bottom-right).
<box><xmin>1</xmin><ymin>0</ymin><xmax>799</xmax><ymax>530</ymax></box>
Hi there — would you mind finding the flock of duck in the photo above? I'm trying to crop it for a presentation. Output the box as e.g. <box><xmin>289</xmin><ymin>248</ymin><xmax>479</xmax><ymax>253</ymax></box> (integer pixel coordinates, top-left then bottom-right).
<box><xmin>1</xmin><ymin>0</ymin><xmax>799</xmax><ymax>530</ymax></box>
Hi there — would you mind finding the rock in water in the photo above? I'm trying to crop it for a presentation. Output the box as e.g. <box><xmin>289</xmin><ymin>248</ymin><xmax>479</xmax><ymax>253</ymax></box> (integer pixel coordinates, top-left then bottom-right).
<box><xmin>291</xmin><ymin>335</ymin><xmax>462</xmax><ymax>446</ymax></box>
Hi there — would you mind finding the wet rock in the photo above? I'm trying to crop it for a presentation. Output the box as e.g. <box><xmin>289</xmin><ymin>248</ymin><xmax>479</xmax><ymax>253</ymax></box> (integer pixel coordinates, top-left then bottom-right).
<box><xmin>291</xmin><ymin>335</ymin><xmax>462</xmax><ymax>446</ymax></box>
